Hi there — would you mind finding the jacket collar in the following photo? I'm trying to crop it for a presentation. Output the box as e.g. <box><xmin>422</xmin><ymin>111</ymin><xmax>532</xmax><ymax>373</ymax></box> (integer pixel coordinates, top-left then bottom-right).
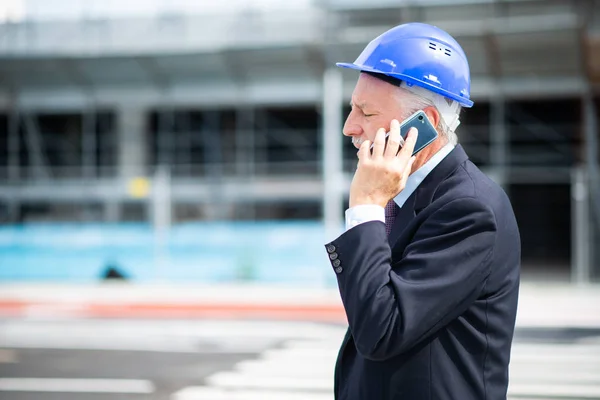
<box><xmin>387</xmin><ymin>144</ymin><xmax>469</xmax><ymax>246</ymax></box>
<box><xmin>413</xmin><ymin>144</ymin><xmax>469</xmax><ymax>212</ymax></box>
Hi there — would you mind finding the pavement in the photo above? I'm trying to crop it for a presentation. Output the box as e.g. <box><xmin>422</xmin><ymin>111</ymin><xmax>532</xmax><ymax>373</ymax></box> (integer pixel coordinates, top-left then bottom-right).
<box><xmin>0</xmin><ymin>281</ymin><xmax>600</xmax><ymax>328</ymax></box>
<box><xmin>0</xmin><ymin>281</ymin><xmax>599</xmax><ymax>400</ymax></box>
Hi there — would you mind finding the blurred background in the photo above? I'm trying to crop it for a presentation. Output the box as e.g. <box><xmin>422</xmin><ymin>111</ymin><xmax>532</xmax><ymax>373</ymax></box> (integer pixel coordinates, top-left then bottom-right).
<box><xmin>0</xmin><ymin>0</ymin><xmax>599</xmax><ymax>399</ymax></box>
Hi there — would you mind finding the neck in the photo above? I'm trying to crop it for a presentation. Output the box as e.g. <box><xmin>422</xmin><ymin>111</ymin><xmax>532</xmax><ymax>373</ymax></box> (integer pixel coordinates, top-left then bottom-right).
<box><xmin>411</xmin><ymin>137</ymin><xmax>448</xmax><ymax>173</ymax></box>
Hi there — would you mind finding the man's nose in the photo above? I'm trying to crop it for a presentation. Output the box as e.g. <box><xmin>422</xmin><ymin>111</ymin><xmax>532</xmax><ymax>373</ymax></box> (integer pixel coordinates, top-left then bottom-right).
<box><xmin>343</xmin><ymin>118</ymin><xmax>362</xmax><ymax>137</ymax></box>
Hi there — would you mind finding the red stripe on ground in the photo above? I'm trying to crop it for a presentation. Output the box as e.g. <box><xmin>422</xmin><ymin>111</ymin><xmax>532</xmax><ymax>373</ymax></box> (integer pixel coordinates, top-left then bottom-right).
<box><xmin>0</xmin><ymin>301</ymin><xmax>347</xmax><ymax>323</ymax></box>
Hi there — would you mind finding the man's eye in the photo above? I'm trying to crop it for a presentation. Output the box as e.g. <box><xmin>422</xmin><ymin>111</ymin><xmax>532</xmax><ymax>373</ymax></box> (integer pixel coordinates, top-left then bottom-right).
<box><xmin>364</xmin><ymin>114</ymin><xmax>375</xmax><ymax>117</ymax></box>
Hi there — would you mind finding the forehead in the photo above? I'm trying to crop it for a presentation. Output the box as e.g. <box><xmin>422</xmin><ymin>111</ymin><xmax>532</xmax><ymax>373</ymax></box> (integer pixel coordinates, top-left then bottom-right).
<box><xmin>351</xmin><ymin>73</ymin><xmax>402</xmax><ymax>107</ymax></box>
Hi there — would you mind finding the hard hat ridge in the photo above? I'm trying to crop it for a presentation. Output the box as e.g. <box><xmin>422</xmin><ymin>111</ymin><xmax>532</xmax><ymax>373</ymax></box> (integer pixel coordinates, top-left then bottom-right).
<box><xmin>336</xmin><ymin>22</ymin><xmax>473</xmax><ymax>108</ymax></box>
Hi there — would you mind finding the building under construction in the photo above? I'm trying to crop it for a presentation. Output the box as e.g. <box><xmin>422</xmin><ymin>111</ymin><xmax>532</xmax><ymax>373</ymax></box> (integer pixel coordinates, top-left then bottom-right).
<box><xmin>0</xmin><ymin>0</ymin><xmax>599</xmax><ymax>282</ymax></box>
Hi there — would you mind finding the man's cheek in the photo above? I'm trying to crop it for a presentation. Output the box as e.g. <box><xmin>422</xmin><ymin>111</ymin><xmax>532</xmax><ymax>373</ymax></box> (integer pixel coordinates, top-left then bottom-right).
<box><xmin>366</xmin><ymin>124</ymin><xmax>378</xmax><ymax>141</ymax></box>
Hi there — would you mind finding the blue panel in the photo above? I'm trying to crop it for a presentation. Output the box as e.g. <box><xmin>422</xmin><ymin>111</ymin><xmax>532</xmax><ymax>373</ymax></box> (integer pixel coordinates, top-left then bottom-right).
<box><xmin>0</xmin><ymin>222</ymin><xmax>341</xmax><ymax>287</ymax></box>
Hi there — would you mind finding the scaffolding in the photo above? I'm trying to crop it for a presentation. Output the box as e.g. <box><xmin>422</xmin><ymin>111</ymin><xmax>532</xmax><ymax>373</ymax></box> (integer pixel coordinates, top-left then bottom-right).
<box><xmin>0</xmin><ymin>0</ymin><xmax>599</xmax><ymax>281</ymax></box>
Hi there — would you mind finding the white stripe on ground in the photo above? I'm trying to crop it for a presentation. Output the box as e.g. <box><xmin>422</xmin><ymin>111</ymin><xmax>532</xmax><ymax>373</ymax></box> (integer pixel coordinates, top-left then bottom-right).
<box><xmin>508</xmin><ymin>383</ymin><xmax>600</xmax><ymax>398</ymax></box>
<box><xmin>0</xmin><ymin>320</ymin><xmax>347</xmax><ymax>341</ymax></box>
<box><xmin>0</xmin><ymin>320</ymin><xmax>311</xmax><ymax>353</ymax></box>
<box><xmin>509</xmin><ymin>368</ymin><xmax>600</xmax><ymax>384</ymax></box>
<box><xmin>511</xmin><ymin>343</ymin><xmax>600</xmax><ymax>354</ymax></box>
<box><xmin>171</xmin><ymin>387</ymin><xmax>333</xmax><ymax>400</ymax></box>
<box><xmin>0</xmin><ymin>339</ymin><xmax>270</xmax><ymax>354</ymax></box>
<box><xmin>282</xmin><ymin>339</ymin><xmax>342</xmax><ymax>349</ymax></box>
<box><xmin>205</xmin><ymin>372</ymin><xmax>333</xmax><ymax>391</ymax></box>
<box><xmin>171</xmin><ymin>388</ymin><xmax>563</xmax><ymax>400</ymax></box>
<box><xmin>234</xmin><ymin>359</ymin><xmax>334</xmax><ymax>378</ymax></box>
<box><xmin>508</xmin><ymin>398</ymin><xmax>557</xmax><ymax>400</ymax></box>
<box><xmin>261</xmin><ymin>348</ymin><xmax>338</xmax><ymax>361</ymax></box>
<box><xmin>263</xmin><ymin>344</ymin><xmax>600</xmax><ymax>364</ymax></box>
<box><xmin>0</xmin><ymin>378</ymin><xmax>155</xmax><ymax>393</ymax></box>
<box><xmin>510</xmin><ymin>352</ymin><xmax>600</xmax><ymax>364</ymax></box>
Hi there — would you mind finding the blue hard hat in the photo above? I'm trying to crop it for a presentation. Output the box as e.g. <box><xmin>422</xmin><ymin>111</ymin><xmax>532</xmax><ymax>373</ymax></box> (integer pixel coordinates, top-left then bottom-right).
<box><xmin>337</xmin><ymin>22</ymin><xmax>474</xmax><ymax>108</ymax></box>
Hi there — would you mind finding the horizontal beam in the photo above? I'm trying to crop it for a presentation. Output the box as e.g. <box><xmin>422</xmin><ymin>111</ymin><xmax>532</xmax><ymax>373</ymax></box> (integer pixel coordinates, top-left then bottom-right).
<box><xmin>0</xmin><ymin>167</ymin><xmax>575</xmax><ymax>204</ymax></box>
<box><xmin>0</xmin><ymin>75</ymin><xmax>589</xmax><ymax>112</ymax></box>
<box><xmin>0</xmin><ymin>177</ymin><xmax>325</xmax><ymax>203</ymax></box>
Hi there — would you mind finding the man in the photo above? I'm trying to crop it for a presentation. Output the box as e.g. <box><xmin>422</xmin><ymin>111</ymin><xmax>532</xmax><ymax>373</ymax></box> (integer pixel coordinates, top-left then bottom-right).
<box><xmin>324</xmin><ymin>22</ymin><xmax>520</xmax><ymax>400</ymax></box>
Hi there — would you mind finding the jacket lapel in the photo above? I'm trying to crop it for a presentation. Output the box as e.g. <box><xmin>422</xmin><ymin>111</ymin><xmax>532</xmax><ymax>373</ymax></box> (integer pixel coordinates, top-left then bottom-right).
<box><xmin>413</xmin><ymin>144</ymin><xmax>469</xmax><ymax>213</ymax></box>
<box><xmin>387</xmin><ymin>145</ymin><xmax>469</xmax><ymax>248</ymax></box>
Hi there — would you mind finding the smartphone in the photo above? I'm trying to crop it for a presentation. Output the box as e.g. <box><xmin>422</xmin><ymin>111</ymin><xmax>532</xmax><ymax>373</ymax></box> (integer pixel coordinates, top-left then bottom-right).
<box><xmin>371</xmin><ymin>110</ymin><xmax>438</xmax><ymax>156</ymax></box>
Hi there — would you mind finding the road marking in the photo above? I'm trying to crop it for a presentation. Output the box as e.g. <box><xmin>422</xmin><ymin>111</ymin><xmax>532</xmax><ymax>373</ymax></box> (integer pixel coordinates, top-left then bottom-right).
<box><xmin>508</xmin><ymin>398</ymin><xmax>565</xmax><ymax>400</ymax></box>
<box><xmin>262</xmin><ymin>347</ymin><xmax>338</xmax><ymax>360</ymax></box>
<box><xmin>0</xmin><ymin>319</ymin><xmax>347</xmax><ymax>355</ymax></box>
<box><xmin>205</xmin><ymin>371</ymin><xmax>332</xmax><ymax>391</ymax></box>
<box><xmin>508</xmin><ymin>383</ymin><xmax>600</xmax><ymax>398</ymax></box>
<box><xmin>509</xmin><ymin>368</ymin><xmax>600</xmax><ymax>384</ymax></box>
<box><xmin>0</xmin><ymin>378</ymin><xmax>155</xmax><ymax>393</ymax></box>
<box><xmin>171</xmin><ymin>387</ymin><xmax>333</xmax><ymax>400</ymax></box>
<box><xmin>235</xmin><ymin>359</ymin><xmax>334</xmax><ymax>378</ymax></box>
<box><xmin>511</xmin><ymin>342</ymin><xmax>600</xmax><ymax>354</ymax></box>
<box><xmin>0</xmin><ymin>340</ymin><xmax>267</xmax><ymax>354</ymax></box>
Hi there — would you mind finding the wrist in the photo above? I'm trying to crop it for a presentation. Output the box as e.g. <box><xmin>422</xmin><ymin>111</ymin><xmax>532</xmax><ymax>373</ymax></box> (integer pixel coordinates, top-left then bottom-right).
<box><xmin>349</xmin><ymin>195</ymin><xmax>387</xmax><ymax>208</ymax></box>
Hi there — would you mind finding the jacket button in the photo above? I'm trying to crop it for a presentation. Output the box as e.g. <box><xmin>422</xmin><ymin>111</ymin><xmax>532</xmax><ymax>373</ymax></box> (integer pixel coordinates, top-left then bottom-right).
<box><xmin>332</xmin><ymin>259</ymin><xmax>341</xmax><ymax>267</ymax></box>
<box><xmin>326</xmin><ymin>244</ymin><xmax>336</xmax><ymax>254</ymax></box>
<box><xmin>335</xmin><ymin>267</ymin><xmax>343</xmax><ymax>274</ymax></box>
<box><xmin>329</xmin><ymin>252</ymin><xmax>338</xmax><ymax>260</ymax></box>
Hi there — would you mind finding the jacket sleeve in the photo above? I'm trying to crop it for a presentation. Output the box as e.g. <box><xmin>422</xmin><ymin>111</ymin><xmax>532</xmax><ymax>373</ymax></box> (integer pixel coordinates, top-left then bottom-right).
<box><xmin>325</xmin><ymin>197</ymin><xmax>497</xmax><ymax>361</ymax></box>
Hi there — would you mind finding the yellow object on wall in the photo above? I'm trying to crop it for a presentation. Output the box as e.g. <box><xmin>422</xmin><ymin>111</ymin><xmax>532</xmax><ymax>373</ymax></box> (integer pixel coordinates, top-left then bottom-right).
<box><xmin>128</xmin><ymin>177</ymin><xmax>151</xmax><ymax>198</ymax></box>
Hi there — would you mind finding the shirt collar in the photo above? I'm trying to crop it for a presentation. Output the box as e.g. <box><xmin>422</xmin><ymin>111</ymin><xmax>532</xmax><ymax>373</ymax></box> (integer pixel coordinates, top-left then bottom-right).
<box><xmin>394</xmin><ymin>143</ymin><xmax>455</xmax><ymax>208</ymax></box>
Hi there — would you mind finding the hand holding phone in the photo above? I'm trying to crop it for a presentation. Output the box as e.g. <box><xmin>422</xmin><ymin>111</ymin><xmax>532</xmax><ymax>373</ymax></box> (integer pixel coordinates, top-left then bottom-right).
<box><xmin>370</xmin><ymin>110</ymin><xmax>438</xmax><ymax>156</ymax></box>
<box><xmin>350</xmin><ymin>119</ymin><xmax>420</xmax><ymax>208</ymax></box>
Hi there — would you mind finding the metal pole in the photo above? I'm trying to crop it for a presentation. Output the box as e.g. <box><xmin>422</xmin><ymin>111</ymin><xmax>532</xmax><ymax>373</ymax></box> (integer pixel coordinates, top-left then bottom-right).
<box><xmin>152</xmin><ymin>165</ymin><xmax>171</xmax><ymax>281</ymax></box>
<box><xmin>22</xmin><ymin>112</ymin><xmax>49</xmax><ymax>180</ymax></box>
<box><xmin>322</xmin><ymin>67</ymin><xmax>344</xmax><ymax>241</ymax></box>
<box><xmin>571</xmin><ymin>167</ymin><xmax>590</xmax><ymax>284</ymax></box>
<box><xmin>583</xmin><ymin>94</ymin><xmax>599</xmax><ymax>280</ymax></box>
<box><xmin>584</xmin><ymin>95</ymin><xmax>599</xmax><ymax>218</ymax></box>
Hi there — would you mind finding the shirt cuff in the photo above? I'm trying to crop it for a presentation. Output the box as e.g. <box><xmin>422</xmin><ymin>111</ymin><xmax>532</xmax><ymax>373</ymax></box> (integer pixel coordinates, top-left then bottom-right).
<box><xmin>345</xmin><ymin>205</ymin><xmax>385</xmax><ymax>231</ymax></box>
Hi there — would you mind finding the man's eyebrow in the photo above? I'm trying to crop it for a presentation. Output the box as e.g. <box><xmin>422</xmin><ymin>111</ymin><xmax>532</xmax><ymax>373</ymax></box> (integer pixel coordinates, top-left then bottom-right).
<box><xmin>349</xmin><ymin>101</ymin><xmax>369</xmax><ymax>109</ymax></box>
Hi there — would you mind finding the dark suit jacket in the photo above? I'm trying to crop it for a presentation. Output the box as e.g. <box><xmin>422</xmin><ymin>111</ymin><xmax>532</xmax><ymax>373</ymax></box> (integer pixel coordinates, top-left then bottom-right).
<box><xmin>324</xmin><ymin>145</ymin><xmax>520</xmax><ymax>400</ymax></box>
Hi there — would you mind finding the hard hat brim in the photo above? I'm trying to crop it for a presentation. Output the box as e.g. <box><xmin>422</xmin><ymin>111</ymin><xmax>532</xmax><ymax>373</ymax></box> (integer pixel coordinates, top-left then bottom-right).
<box><xmin>336</xmin><ymin>62</ymin><xmax>474</xmax><ymax>108</ymax></box>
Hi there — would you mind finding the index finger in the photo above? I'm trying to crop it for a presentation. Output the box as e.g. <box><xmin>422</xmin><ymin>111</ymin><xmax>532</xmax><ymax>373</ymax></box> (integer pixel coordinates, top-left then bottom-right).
<box><xmin>397</xmin><ymin>127</ymin><xmax>418</xmax><ymax>160</ymax></box>
<box><xmin>371</xmin><ymin>128</ymin><xmax>387</xmax><ymax>158</ymax></box>
<box><xmin>384</xmin><ymin>119</ymin><xmax>402</xmax><ymax>158</ymax></box>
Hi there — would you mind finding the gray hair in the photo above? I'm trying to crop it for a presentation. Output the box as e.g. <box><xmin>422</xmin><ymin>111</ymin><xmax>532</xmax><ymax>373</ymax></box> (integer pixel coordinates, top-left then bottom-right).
<box><xmin>395</xmin><ymin>87</ymin><xmax>461</xmax><ymax>146</ymax></box>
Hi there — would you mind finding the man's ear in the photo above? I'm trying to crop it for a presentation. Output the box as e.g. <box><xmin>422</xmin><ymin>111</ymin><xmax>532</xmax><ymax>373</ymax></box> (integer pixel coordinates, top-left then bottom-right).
<box><xmin>423</xmin><ymin>106</ymin><xmax>440</xmax><ymax>128</ymax></box>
